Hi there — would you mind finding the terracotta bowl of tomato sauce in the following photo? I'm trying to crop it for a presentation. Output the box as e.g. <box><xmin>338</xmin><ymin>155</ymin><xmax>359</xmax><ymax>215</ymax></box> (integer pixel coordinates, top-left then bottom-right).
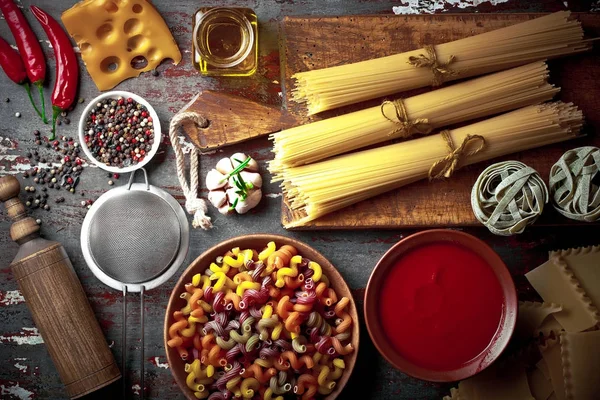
<box><xmin>364</xmin><ymin>229</ymin><xmax>517</xmax><ymax>382</ymax></box>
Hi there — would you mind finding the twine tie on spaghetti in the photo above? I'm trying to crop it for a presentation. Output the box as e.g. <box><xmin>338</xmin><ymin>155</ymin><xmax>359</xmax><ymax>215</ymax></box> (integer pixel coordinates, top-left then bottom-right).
<box><xmin>380</xmin><ymin>99</ymin><xmax>432</xmax><ymax>137</ymax></box>
<box><xmin>169</xmin><ymin>111</ymin><xmax>213</xmax><ymax>230</ymax></box>
<box><xmin>408</xmin><ymin>44</ymin><xmax>457</xmax><ymax>86</ymax></box>
<box><xmin>549</xmin><ymin>146</ymin><xmax>600</xmax><ymax>222</ymax></box>
<box><xmin>471</xmin><ymin>161</ymin><xmax>548</xmax><ymax>236</ymax></box>
<box><xmin>429</xmin><ymin>130</ymin><xmax>485</xmax><ymax>180</ymax></box>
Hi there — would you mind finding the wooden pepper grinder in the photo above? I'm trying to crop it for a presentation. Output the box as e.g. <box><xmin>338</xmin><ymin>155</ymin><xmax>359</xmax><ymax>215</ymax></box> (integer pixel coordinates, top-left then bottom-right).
<box><xmin>0</xmin><ymin>175</ymin><xmax>121</xmax><ymax>399</ymax></box>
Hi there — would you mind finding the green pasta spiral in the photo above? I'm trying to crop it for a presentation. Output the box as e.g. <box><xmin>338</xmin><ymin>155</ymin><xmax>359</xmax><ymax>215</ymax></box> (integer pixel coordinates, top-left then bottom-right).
<box><xmin>245</xmin><ymin>334</ymin><xmax>260</xmax><ymax>352</ymax></box>
<box><xmin>292</xmin><ymin>336</ymin><xmax>308</xmax><ymax>353</ymax></box>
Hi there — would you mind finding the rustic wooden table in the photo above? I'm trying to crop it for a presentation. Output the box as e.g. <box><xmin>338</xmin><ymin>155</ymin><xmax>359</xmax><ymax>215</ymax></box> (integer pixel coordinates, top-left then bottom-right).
<box><xmin>1</xmin><ymin>1</ymin><xmax>599</xmax><ymax>399</ymax></box>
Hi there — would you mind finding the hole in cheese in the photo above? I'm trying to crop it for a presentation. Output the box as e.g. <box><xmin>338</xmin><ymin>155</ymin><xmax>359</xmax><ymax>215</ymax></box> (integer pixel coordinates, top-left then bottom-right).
<box><xmin>104</xmin><ymin>1</ymin><xmax>118</xmax><ymax>13</ymax></box>
<box><xmin>96</xmin><ymin>23</ymin><xmax>113</xmax><ymax>41</ymax></box>
<box><xmin>101</xmin><ymin>56</ymin><xmax>121</xmax><ymax>73</ymax></box>
<box><xmin>132</xmin><ymin>3</ymin><xmax>143</xmax><ymax>13</ymax></box>
<box><xmin>147</xmin><ymin>47</ymin><xmax>161</xmax><ymax>62</ymax></box>
<box><xmin>127</xmin><ymin>35</ymin><xmax>148</xmax><ymax>51</ymax></box>
<box><xmin>124</xmin><ymin>18</ymin><xmax>142</xmax><ymax>35</ymax></box>
<box><xmin>130</xmin><ymin>55</ymin><xmax>148</xmax><ymax>70</ymax></box>
<box><xmin>80</xmin><ymin>42</ymin><xmax>92</xmax><ymax>53</ymax></box>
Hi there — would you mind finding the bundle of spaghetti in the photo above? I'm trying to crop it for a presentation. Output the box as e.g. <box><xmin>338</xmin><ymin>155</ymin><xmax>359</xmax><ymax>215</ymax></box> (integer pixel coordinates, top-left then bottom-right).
<box><xmin>276</xmin><ymin>101</ymin><xmax>583</xmax><ymax>228</ymax></box>
<box><xmin>271</xmin><ymin>62</ymin><xmax>558</xmax><ymax>173</ymax></box>
<box><xmin>292</xmin><ymin>11</ymin><xmax>590</xmax><ymax>115</ymax></box>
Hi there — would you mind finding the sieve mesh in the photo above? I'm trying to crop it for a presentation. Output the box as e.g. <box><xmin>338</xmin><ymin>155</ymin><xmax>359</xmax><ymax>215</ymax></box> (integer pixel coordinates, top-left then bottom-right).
<box><xmin>87</xmin><ymin>190</ymin><xmax>181</xmax><ymax>284</ymax></box>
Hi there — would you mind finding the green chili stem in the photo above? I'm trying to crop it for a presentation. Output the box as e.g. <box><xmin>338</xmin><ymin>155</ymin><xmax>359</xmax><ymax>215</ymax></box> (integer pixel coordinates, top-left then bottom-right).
<box><xmin>50</xmin><ymin>106</ymin><xmax>61</xmax><ymax>141</ymax></box>
<box><xmin>23</xmin><ymin>83</ymin><xmax>44</xmax><ymax>121</ymax></box>
<box><xmin>35</xmin><ymin>81</ymin><xmax>48</xmax><ymax>124</ymax></box>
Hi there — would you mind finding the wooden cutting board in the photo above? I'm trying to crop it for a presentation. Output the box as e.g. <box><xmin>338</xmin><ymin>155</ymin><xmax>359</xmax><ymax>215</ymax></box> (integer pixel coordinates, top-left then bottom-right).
<box><xmin>279</xmin><ymin>13</ymin><xmax>600</xmax><ymax>229</ymax></box>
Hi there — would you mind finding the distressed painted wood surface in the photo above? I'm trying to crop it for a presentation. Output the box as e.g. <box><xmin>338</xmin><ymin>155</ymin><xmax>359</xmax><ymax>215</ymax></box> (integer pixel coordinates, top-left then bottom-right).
<box><xmin>280</xmin><ymin>13</ymin><xmax>600</xmax><ymax>228</ymax></box>
<box><xmin>1</xmin><ymin>1</ymin><xmax>600</xmax><ymax>400</ymax></box>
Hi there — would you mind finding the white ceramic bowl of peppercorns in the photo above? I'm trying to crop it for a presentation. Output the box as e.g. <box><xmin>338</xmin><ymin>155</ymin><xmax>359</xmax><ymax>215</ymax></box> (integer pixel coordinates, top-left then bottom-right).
<box><xmin>78</xmin><ymin>91</ymin><xmax>162</xmax><ymax>173</ymax></box>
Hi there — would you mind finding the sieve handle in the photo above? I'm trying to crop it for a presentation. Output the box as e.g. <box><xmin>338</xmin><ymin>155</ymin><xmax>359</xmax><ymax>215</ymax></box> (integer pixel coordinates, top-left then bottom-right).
<box><xmin>140</xmin><ymin>285</ymin><xmax>145</xmax><ymax>400</ymax></box>
<box><xmin>0</xmin><ymin>176</ymin><xmax>121</xmax><ymax>398</ymax></box>
<box><xmin>122</xmin><ymin>286</ymin><xmax>127</xmax><ymax>400</ymax></box>
<box><xmin>127</xmin><ymin>168</ymin><xmax>150</xmax><ymax>190</ymax></box>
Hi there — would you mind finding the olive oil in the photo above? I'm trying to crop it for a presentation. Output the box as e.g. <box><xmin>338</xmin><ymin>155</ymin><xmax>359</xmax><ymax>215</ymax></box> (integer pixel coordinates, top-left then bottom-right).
<box><xmin>192</xmin><ymin>8</ymin><xmax>258</xmax><ymax>76</ymax></box>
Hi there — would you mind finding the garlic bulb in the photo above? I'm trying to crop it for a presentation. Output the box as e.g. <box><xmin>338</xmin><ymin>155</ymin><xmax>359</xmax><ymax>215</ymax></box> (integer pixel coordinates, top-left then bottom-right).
<box><xmin>206</xmin><ymin>153</ymin><xmax>263</xmax><ymax>215</ymax></box>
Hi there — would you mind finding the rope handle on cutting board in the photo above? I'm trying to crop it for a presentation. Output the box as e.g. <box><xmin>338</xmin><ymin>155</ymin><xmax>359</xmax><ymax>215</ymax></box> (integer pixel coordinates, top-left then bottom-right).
<box><xmin>169</xmin><ymin>112</ymin><xmax>213</xmax><ymax>230</ymax></box>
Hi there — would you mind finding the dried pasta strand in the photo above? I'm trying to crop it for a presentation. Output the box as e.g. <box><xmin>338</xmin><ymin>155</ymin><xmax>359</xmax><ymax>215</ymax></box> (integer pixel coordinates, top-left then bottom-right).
<box><xmin>292</xmin><ymin>11</ymin><xmax>590</xmax><ymax>114</ymax></box>
<box><xmin>271</xmin><ymin>62</ymin><xmax>558</xmax><ymax>171</ymax></box>
<box><xmin>275</xmin><ymin>102</ymin><xmax>582</xmax><ymax>228</ymax></box>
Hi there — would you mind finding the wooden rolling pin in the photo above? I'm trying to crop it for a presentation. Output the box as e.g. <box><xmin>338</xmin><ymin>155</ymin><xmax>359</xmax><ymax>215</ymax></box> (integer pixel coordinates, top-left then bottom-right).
<box><xmin>0</xmin><ymin>175</ymin><xmax>120</xmax><ymax>399</ymax></box>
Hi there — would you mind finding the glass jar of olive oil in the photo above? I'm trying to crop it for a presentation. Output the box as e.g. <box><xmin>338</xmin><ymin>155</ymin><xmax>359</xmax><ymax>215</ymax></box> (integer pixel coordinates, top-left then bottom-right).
<box><xmin>192</xmin><ymin>8</ymin><xmax>258</xmax><ymax>76</ymax></box>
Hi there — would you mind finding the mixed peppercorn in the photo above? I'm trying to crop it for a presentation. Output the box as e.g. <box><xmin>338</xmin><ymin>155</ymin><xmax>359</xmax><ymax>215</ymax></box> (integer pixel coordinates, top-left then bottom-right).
<box><xmin>22</xmin><ymin>132</ymin><xmax>84</xmax><ymax>205</ymax></box>
<box><xmin>83</xmin><ymin>96</ymin><xmax>155</xmax><ymax>168</ymax></box>
<box><xmin>20</xmin><ymin>131</ymin><xmax>120</xmax><ymax>216</ymax></box>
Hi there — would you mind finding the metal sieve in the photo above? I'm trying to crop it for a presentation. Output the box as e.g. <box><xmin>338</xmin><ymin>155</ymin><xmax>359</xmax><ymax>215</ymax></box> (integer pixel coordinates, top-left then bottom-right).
<box><xmin>81</xmin><ymin>168</ymin><xmax>189</xmax><ymax>399</ymax></box>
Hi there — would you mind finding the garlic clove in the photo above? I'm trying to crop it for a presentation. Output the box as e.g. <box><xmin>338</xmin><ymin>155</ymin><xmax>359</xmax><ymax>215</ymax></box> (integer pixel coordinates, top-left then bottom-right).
<box><xmin>245</xmin><ymin>158</ymin><xmax>259</xmax><ymax>172</ymax></box>
<box><xmin>218</xmin><ymin>204</ymin><xmax>232</xmax><ymax>215</ymax></box>
<box><xmin>239</xmin><ymin>170</ymin><xmax>262</xmax><ymax>188</ymax></box>
<box><xmin>230</xmin><ymin>153</ymin><xmax>248</xmax><ymax>169</ymax></box>
<box><xmin>205</xmin><ymin>169</ymin><xmax>227</xmax><ymax>190</ymax></box>
<box><xmin>208</xmin><ymin>190</ymin><xmax>227</xmax><ymax>208</ymax></box>
<box><xmin>230</xmin><ymin>153</ymin><xmax>259</xmax><ymax>172</ymax></box>
<box><xmin>235</xmin><ymin>188</ymin><xmax>262</xmax><ymax>214</ymax></box>
<box><xmin>215</xmin><ymin>157</ymin><xmax>234</xmax><ymax>174</ymax></box>
<box><xmin>226</xmin><ymin>187</ymin><xmax>240</xmax><ymax>205</ymax></box>
<box><xmin>227</xmin><ymin>173</ymin><xmax>261</xmax><ymax>190</ymax></box>
<box><xmin>227</xmin><ymin>175</ymin><xmax>237</xmax><ymax>189</ymax></box>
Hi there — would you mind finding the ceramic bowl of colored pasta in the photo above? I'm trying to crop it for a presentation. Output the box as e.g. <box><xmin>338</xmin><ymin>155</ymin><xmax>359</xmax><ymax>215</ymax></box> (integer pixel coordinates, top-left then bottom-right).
<box><xmin>164</xmin><ymin>234</ymin><xmax>360</xmax><ymax>400</ymax></box>
<box><xmin>364</xmin><ymin>229</ymin><xmax>518</xmax><ymax>382</ymax></box>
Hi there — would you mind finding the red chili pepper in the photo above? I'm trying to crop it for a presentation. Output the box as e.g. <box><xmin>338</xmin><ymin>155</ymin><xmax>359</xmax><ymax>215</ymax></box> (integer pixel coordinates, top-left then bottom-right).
<box><xmin>0</xmin><ymin>0</ymin><xmax>47</xmax><ymax>122</ymax></box>
<box><xmin>0</xmin><ymin>36</ymin><xmax>26</xmax><ymax>83</ymax></box>
<box><xmin>30</xmin><ymin>6</ymin><xmax>79</xmax><ymax>141</ymax></box>
<box><xmin>0</xmin><ymin>35</ymin><xmax>46</xmax><ymax>121</ymax></box>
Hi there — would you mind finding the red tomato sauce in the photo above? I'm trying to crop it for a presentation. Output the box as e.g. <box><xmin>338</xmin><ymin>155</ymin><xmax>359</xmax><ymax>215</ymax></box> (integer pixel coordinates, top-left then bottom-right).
<box><xmin>378</xmin><ymin>242</ymin><xmax>504</xmax><ymax>371</ymax></box>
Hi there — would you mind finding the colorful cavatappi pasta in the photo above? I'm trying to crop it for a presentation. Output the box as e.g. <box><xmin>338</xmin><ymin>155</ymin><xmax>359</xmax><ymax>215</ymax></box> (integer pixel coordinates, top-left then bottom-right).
<box><xmin>167</xmin><ymin>242</ymin><xmax>355</xmax><ymax>399</ymax></box>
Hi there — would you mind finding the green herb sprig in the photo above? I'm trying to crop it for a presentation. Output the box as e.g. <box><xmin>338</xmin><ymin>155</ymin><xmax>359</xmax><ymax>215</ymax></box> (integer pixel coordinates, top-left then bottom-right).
<box><xmin>220</xmin><ymin>157</ymin><xmax>251</xmax><ymax>183</ymax></box>
<box><xmin>228</xmin><ymin>197</ymin><xmax>239</xmax><ymax>211</ymax></box>
<box><xmin>222</xmin><ymin>157</ymin><xmax>255</xmax><ymax>208</ymax></box>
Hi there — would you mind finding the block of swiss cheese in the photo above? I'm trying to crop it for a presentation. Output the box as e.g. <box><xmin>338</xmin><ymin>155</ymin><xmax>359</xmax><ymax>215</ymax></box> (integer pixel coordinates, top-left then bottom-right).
<box><xmin>62</xmin><ymin>0</ymin><xmax>182</xmax><ymax>91</ymax></box>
